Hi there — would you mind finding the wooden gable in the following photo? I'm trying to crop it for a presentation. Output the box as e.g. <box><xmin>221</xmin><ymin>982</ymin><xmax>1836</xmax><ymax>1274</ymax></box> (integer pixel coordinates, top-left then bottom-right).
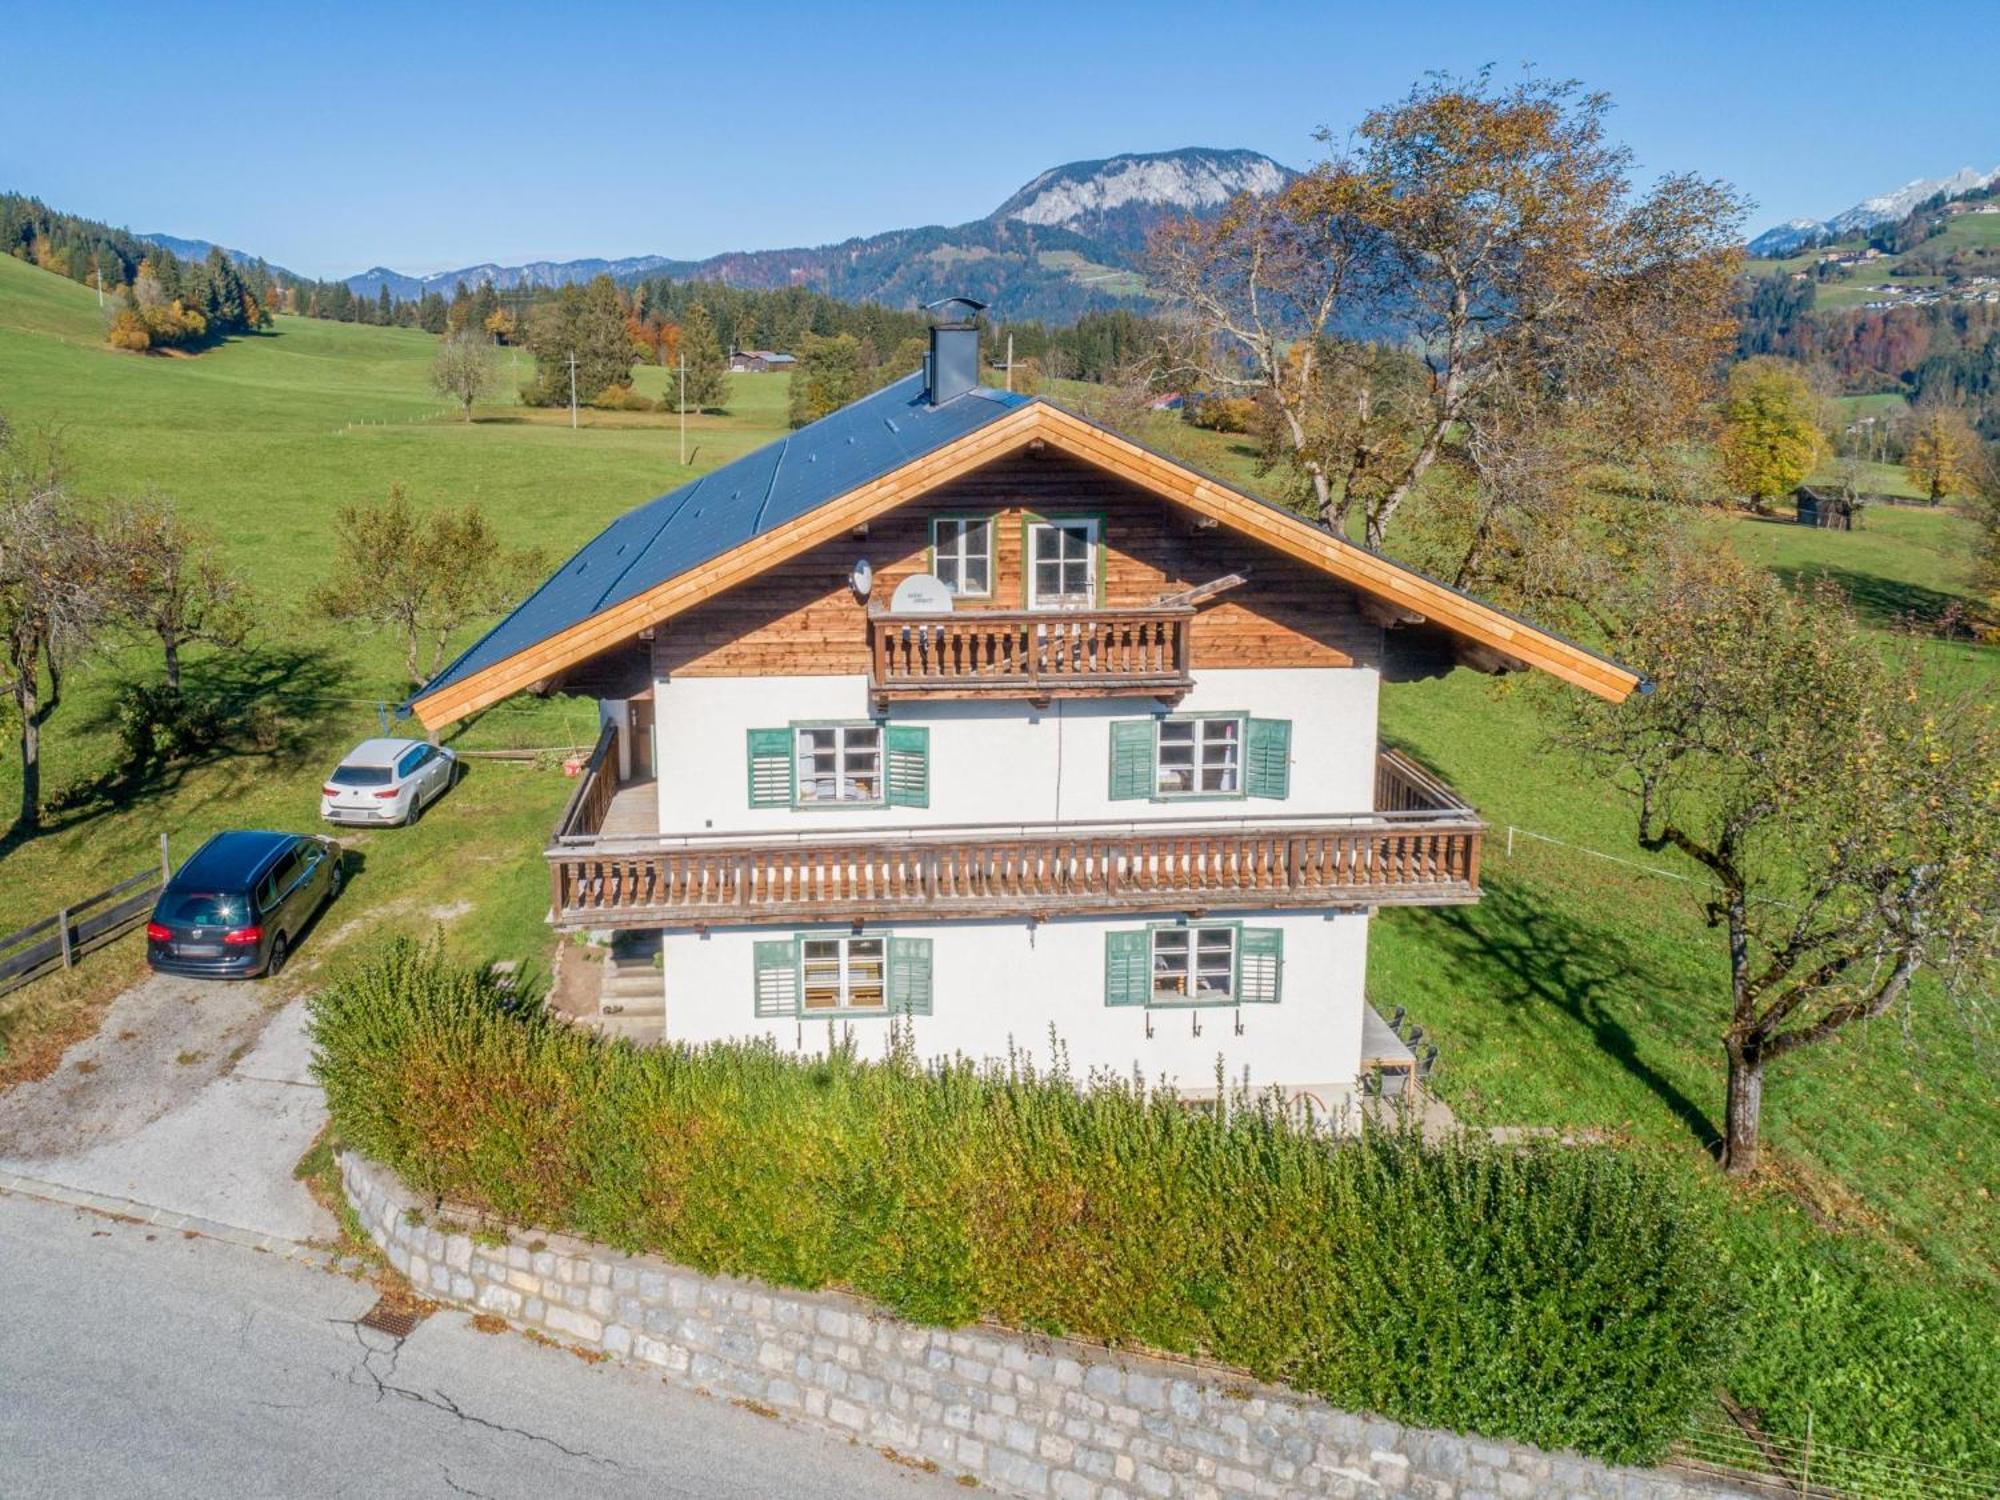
<box><xmin>652</xmin><ymin>447</ymin><xmax>1378</xmax><ymax>680</ymax></box>
<box><xmin>411</xmin><ymin>398</ymin><xmax>1637</xmax><ymax>729</ymax></box>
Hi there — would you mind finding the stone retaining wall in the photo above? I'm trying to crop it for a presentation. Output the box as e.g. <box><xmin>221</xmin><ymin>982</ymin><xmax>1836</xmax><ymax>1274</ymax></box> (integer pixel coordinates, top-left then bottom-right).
<box><xmin>341</xmin><ymin>1152</ymin><xmax>1745</xmax><ymax>1500</ymax></box>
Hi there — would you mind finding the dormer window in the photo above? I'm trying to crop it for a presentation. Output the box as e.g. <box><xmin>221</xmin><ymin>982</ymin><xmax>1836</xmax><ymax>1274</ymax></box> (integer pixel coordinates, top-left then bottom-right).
<box><xmin>1026</xmin><ymin>518</ymin><xmax>1099</xmax><ymax>610</ymax></box>
<box><xmin>930</xmin><ymin>516</ymin><xmax>993</xmax><ymax>598</ymax></box>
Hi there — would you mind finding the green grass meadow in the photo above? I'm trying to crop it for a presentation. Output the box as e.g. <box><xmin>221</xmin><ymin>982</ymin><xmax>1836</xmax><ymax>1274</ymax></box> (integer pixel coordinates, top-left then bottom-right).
<box><xmin>1</xmin><ymin>254</ymin><xmax>1995</xmax><ymax>1480</ymax></box>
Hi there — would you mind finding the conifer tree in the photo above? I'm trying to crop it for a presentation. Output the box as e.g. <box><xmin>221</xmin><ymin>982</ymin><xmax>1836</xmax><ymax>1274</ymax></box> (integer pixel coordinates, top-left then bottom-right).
<box><xmin>679</xmin><ymin>303</ymin><xmax>727</xmax><ymax>411</ymax></box>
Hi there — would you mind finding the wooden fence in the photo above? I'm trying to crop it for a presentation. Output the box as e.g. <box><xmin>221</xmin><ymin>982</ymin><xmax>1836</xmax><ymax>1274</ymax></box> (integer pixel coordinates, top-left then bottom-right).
<box><xmin>0</xmin><ymin>835</ymin><xmax>170</xmax><ymax>1000</ymax></box>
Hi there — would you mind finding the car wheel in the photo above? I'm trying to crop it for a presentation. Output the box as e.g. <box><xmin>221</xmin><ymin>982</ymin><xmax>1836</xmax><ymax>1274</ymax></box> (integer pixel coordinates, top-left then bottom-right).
<box><xmin>327</xmin><ymin>857</ymin><xmax>344</xmax><ymax>900</ymax></box>
<box><xmin>403</xmin><ymin>791</ymin><xmax>423</xmax><ymax>827</ymax></box>
<box><xmin>266</xmin><ymin>933</ymin><xmax>289</xmax><ymax>978</ymax></box>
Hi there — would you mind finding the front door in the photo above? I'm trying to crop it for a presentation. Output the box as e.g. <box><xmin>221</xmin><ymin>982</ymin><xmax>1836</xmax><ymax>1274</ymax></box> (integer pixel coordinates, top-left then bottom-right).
<box><xmin>627</xmin><ymin>699</ymin><xmax>655</xmax><ymax>779</ymax></box>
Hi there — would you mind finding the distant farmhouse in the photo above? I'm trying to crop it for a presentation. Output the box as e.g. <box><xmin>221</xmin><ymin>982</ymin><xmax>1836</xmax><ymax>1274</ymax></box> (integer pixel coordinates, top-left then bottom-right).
<box><xmin>729</xmin><ymin>349</ymin><xmax>797</xmax><ymax>374</ymax></box>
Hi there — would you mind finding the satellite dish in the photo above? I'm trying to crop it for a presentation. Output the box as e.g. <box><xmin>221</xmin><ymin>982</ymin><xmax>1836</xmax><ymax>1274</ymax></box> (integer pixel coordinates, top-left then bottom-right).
<box><xmin>889</xmin><ymin>574</ymin><xmax>955</xmax><ymax>614</ymax></box>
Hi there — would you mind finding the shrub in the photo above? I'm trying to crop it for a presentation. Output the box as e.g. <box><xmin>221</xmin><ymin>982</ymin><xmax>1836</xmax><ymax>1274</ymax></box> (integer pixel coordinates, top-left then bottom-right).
<box><xmin>311</xmin><ymin>938</ymin><xmax>1734</xmax><ymax>1464</ymax></box>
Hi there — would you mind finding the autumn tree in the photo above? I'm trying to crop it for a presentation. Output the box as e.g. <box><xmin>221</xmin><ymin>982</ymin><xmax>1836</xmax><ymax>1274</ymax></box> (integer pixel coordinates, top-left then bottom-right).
<box><xmin>1718</xmin><ymin>357</ymin><xmax>1823</xmax><ymax>510</ymax></box>
<box><xmin>311</xmin><ymin>484</ymin><xmax>543</xmax><ymax>687</ymax></box>
<box><xmin>0</xmin><ymin>420</ymin><xmax>118</xmax><ymax>833</ymax></box>
<box><xmin>106</xmin><ymin>493</ymin><xmax>249</xmax><ymax>692</ymax></box>
<box><xmin>430</xmin><ymin>328</ymin><xmax>500</xmax><ymax>422</ymax></box>
<box><xmin>1562</xmin><ymin>553</ymin><xmax>2000</xmax><ymax>1174</ymax></box>
<box><xmin>678</xmin><ymin>303</ymin><xmax>728</xmax><ymax>412</ymax></box>
<box><xmin>1902</xmin><ymin>400</ymin><xmax>1981</xmax><ymax>505</ymax></box>
<box><xmin>1151</xmin><ymin>71</ymin><xmax>1744</xmax><ymax>583</ymax></box>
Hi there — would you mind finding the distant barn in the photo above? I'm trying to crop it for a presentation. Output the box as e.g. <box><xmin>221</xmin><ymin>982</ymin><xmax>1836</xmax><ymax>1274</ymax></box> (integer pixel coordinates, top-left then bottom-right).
<box><xmin>728</xmin><ymin>350</ymin><xmax>797</xmax><ymax>374</ymax></box>
<box><xmin>1794</xmin><ymin>485</ymin><xmax>1861</xmax><ymax>530</ymax></box>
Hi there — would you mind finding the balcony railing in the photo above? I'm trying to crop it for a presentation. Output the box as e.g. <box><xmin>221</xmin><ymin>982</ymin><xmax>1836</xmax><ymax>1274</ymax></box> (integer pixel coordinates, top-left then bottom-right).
<box><xmin>867</xmin><ymin>606</ymin><xmax>1193</xmax><ymax>706</ymax></box>
<box><xmin>547</xmin><ymin>749</ymin><xmax>1481</xmax><ymax>928</ymax></box>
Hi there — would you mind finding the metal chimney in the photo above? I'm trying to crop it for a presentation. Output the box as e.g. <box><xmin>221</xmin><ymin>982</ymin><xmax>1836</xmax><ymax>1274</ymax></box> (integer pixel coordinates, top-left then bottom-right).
<box><xmin>924</xmin><ymin>296</ymin><xmax>985</xmax><ymax>406</ymax></box>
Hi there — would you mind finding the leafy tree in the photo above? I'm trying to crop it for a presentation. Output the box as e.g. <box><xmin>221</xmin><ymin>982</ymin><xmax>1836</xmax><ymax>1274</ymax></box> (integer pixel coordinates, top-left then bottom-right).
<box><xmin>1719</xmin><ymin>357</ymin><xmax>1824</xmax><ymax>510</ymax></box>
<box><xmin>787</xmin><ymin>333</ymin><xmax>867</xmax><ymax>426</ymax></box>
<box><xmin>106</xmin><ymin>493</ymin><xmax>248</xmax><ymax>693</ymax></box>
<box><xmin>0</xmin><ymin>421</ymin><xmax>118</xmax><ymax>832</ymax></box>
<box><xmin>1902</xmin><ymin>400</ymin><xmax>1981</xmax><ymax>505</ymax></box>
<box><xmin>311</xmin><ymin>484</ymin><xmax>544</xmax><ymax>687</ymax></box>
<box><xmin>575</xmin><ymin>275</ymin><xmax>634</xmax><ymax>399</ymax></box>
<box><xmin>430</xmin><ymin>329</ymin><xmax>500</xmax><ymax>422</ymax></box>
<box><xmin>1153</xmin><ymin>71</ymin><xmax>1745</xmax><ymax>571</ymax></box>
<box><xmin>1562</xmin><ymin>553</ymin><xmax>2000</xmax><ymax>1174</ymax></box>
<box><xmin>678</xmin><ymin>303</ymin><xmax>727</xmax><ymax>411</ymax></box>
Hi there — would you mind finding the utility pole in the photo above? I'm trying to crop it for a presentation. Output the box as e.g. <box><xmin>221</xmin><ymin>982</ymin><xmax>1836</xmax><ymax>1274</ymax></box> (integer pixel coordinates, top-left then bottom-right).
<box><xmin>678</xmin><ymin>352</ymin><xmax>687</xmax><ymax>467</ymax></box>
<box><xmin>1004</xmin><ymin>333</ymin><xmax>1014</xmax><ymax>393</ymax></box>
<box><xmin>568</xmin><ymin>351</ymin><xmax>578</xmax><ymax>430</ymax></box>
<box><xmin>92</xmin><ymin>251</ymin><xmax>104</xmax><ymax>308</ymax></box>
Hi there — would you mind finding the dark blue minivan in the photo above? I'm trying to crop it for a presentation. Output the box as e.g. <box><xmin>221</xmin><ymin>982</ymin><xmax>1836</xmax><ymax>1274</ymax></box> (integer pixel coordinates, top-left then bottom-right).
<box><xmin>145</xmin><ymin>831</ymin><xmax>344</xmax><ymax>979</ymax></box>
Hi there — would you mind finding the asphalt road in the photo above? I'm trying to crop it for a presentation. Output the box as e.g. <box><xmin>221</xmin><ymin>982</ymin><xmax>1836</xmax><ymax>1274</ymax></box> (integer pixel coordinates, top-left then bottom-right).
<box><xmin>0</xmin><ymin>1189</ymin><xmax>960</xmax><ymax>1499</ymax></box>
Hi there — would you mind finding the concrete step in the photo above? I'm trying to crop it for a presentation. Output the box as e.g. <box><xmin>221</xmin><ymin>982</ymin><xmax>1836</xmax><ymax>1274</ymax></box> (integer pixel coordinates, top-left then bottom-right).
<box><xmin>604</xmin><ymin>971</ymin><xmax>662</xmax><ymax>995</ymax></box>
<box><xmin>587</xmin><ymin>1013</ymin><xmax>664</xmax><ymax>1046</ymax></box>
<box><xmin>597</xmin><ymin>999</ymin><xmax>665</xmax><ymax>1018</ymax></box>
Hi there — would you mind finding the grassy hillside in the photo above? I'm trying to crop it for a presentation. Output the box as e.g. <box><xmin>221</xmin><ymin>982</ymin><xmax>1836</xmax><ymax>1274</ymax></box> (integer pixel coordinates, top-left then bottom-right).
<box><xmin>2</xmin><ymin>256</ymin><xmax>1995</xmax><ymax>1482</ymax></box>
<box><xmin>1745</xmin><ymin>209</ymin><xmax>2000</xmax><ymax>310</ymax></box>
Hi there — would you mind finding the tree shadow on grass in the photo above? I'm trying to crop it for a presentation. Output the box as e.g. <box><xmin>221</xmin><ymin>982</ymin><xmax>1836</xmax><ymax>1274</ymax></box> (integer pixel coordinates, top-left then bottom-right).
<box><xmin>1413</xmin><ymin>877</ymin><xmax>1723</xmax><ymax>1155</ymax></box>
<box><xmin>1768</xmin><ymin>563</ymin><xmax>1977</xmax><ymax>635</ymax></box>
<box><xmin>10</xmin><ymin>643</ymin><xmax>356</xmax><ymax>851</ymax></box>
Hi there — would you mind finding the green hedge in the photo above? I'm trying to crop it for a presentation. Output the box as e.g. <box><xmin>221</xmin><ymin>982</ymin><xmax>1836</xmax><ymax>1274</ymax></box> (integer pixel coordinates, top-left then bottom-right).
<box><xmin>310</xmin><ymin>938</ymin><xmax>1733</xmax><ymax>1465</ymax></box>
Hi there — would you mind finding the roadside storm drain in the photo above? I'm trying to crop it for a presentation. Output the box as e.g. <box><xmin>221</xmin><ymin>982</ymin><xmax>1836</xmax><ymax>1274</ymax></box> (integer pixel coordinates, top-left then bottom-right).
<box><xmin>357</xmin><ymin>1298</ymin><xmax>429</xmax><ymax>1340</ymax></box>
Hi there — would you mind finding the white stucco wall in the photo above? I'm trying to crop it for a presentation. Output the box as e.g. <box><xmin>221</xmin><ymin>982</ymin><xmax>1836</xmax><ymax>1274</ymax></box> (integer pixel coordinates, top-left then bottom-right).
<box><xmin>660</xmin><ymin>910</ymin><xmax>1370</xmax><ymax>1114</ymax></box>
<box><xmin>652</xmin><ymin>667</ymin><xmax>1380</xmax><ymax>836</ymax></box>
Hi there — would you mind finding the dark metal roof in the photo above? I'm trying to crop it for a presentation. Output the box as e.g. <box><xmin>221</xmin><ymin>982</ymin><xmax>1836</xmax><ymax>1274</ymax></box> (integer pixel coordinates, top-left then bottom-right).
<box><xmin>414</xmin><ymin>373</ymin><xmax>1030</xmax><ymax>709</ymax></box>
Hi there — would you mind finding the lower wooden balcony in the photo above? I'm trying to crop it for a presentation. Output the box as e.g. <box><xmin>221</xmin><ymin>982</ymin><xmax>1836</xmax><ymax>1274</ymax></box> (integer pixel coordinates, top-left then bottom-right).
<box><xmin>867</xmin><ymin>605</ymin><xmax>1193</xmax><ymax>707</ymax></box>
<box><xmin>547</xmin><ymin>739</ymin><xmax>1482</xmax><ymax>930</ymax></box>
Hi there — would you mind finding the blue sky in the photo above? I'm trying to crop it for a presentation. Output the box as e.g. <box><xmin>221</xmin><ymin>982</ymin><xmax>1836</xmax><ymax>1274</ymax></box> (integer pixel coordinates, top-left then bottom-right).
<box><xmin>4</xmin><ymin>0</ymin><xmax>1994</xmax><ymax>279</ymax></box>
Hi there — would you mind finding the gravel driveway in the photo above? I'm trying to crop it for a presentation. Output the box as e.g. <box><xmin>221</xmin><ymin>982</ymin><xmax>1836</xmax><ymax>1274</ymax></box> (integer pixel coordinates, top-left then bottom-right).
<box><xmin>0</xmin><ymin>974</ymin><xmax>331</xmax><ymax>1242</ymax></box>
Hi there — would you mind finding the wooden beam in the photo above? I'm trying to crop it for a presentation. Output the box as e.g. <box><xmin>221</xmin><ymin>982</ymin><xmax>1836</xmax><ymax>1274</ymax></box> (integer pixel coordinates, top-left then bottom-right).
<box><xmin>1454</xmin><ymin>641</ymin><xmax>1531</xmax><ymax>676</ymax></box>
<box><xmin>1154</xmin><ymin>572</ymin><xmax>1248</xmax><ymax>608</ymax></box>
<box><xmin>1357</xmin><ymin>596</ymin><xmax>1427</xmax><ymax>629</ymax></box>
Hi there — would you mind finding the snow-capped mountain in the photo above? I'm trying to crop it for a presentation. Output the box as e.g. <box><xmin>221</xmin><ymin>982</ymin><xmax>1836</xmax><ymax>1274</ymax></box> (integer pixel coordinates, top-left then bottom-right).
<box><xmin>1748</xmin><ymin>165</ymin><xmax>2000</xmax><ymax>255</ymax></box>
<box><xmin>338</xmin><ymin>147</ymin><xmax>1295</xmax><ymax>320</ymax></box>
<box><xmin>989</xmin><ymin>148</ymin><xmax>1293</xmax><ymax>253</ymax></box>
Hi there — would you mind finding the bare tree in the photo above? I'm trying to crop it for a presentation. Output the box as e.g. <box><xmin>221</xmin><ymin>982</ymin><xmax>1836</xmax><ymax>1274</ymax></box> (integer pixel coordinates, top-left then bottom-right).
<box><xmin>1562</xmin><ymin>553</ymin><xmax>2000</xmax><ymax>1173</ymax></box>
<box><xmin>107</xmin><ymin>492</ymin><xmax>249</xmax><ymax>693</ymax></box>
<box><xmin>312</xmin><ymin>482</ymin><xmax>543</xmax><ymax>687</ymax></box>
<box><xmin>0</xmin><ymin>422</ymin><xmax>117</xmax><ymax>833</ymax></box>
<box><xmin>430</xmin><ymin>329</ymin><xmax>500</xmax><ymax>422</ymax></box>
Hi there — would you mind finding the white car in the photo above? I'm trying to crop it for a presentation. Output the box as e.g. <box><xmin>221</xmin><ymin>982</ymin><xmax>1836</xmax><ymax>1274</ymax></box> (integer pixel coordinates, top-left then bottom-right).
<box><xmin>320</xmin><ymin>738</ymin><xmax>458</xmax><ymax>827</ymax></box>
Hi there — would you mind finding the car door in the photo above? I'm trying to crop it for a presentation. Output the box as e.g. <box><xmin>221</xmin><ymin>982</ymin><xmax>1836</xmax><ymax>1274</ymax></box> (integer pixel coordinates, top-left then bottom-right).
<box><xmin>399</xmin><ymin>745</ymin><xmax>440</xmax><ymax>809</ymax></box>
<box><xmin>260</xmin><ymin>848</ymin><xmax>301</xmax><ymax>935</ymax></box>
<box><xmin>290</xmin><ymin>838</ymin><xmax>330</xmax><ymax>921</ymax></box>
<box><xmin>417</xmin><ymin>745</ymin><xmax>450</xmax><ymax>800</ymax></box>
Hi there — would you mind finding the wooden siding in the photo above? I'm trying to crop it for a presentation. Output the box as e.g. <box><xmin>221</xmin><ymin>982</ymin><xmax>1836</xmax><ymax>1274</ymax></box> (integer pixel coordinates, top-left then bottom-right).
<box><xmin>653</xmin><ymin>449</ymin><xmax>1380</xmax><ymax>680</ymax></box>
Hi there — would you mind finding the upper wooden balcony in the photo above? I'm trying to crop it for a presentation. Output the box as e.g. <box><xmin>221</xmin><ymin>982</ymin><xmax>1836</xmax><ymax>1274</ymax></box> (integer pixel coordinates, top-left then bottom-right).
<box><xmin>546</xmin><ymin>732</ymin><xmax>1482</xmax><ymax>930</ymax></box>
<box><xmin>867</xmin><ymin>605</ymin><xmax>1194</xmax><ymax>707</ymax></box>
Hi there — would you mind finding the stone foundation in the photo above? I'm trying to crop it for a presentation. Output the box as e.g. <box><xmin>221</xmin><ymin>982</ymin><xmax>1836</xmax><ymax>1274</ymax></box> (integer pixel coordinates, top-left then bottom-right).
<box><xmin>341</xmin><ymin>1152</ymin><xmax>1745</xmax><ymax>1500</ymax></box>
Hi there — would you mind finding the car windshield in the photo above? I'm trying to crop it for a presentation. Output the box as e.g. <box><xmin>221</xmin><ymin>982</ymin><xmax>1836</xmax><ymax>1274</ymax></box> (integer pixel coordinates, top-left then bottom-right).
<box><xmin>167</xmin><ymin>892</ymin><xmax>250</xmax><ymax>926</ymax></box>
<box><xmin>330</xmin><ymin>765</ymin><xmax>393</xmax><ymax>787</ymax></box>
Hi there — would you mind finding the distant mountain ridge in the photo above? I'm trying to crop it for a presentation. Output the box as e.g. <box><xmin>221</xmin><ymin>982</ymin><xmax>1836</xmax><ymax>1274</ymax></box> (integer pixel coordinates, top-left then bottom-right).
<box><xmin>1748</xmin><ymin>163</ymin><xmax>2000</xmax><ymax>256</ymax></box>
<box><xmin>334</xmin><ymin>147</ymin><xmax>1295</xmax><ymax>321</ymax></box>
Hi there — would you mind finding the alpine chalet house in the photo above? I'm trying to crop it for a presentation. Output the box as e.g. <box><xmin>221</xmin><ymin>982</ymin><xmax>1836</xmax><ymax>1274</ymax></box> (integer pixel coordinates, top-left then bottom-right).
<box><xmin>410</xmin><ymin>300</ymin><xmax>1637</xmax><ymax>1117</ymax></box>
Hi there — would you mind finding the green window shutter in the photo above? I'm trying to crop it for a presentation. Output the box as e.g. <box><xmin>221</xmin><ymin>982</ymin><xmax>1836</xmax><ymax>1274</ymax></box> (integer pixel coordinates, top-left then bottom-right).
<box><xmin>746</xmin><ymin>727</ymin><xmax>793</xmax><ymax>807</ymax></box>
<box><xmin>1108</xmin><ymin>720</ymin><xmax>1155</xmax><ymax>801</ymax></box>
<box><xmin>888</xmin><ymin>935</ymin><xmax>933</xmax><ymax>1015</ymax></box>
<box><xmin>753</xmin><ymin>938</ymin><xmax>799</xmax><ymax>1018</ymax></box>
<box><xmin>1104</xmin><ymin>929</ymin><xmax>1151</xmax><ymax>1007</ymax></box>
<box><xmin>1245</xmin><ymin>718</ymin><xmax>1292</xmax><ymax>800</ymax></box>
<box><xmin>1239</xmin><ymin>927</ymin><xmax>1283</xmax><ymax>1004</ymax></box>
<box><xmin>884</xmin><ymin>724</ymin><xmax>930</xmax><ymax>808</ymax></box>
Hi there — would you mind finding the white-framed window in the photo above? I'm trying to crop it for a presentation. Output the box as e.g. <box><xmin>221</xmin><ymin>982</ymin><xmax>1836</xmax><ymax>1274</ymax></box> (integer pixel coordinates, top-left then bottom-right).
<box><xmin>1156</xmin><ymin>716</ymin><xmax>1242</xmax><ymax>797</ymax></box>
<box><xmin>1151</xmin><ymin>926</ymin><xmax>1236</xmax><ymax>1004</ymax></box>
<box><xmin>796</xmin><ymin>723</ymin><xmax>881</xmax><ymax>804</ymax></box>
<box><xmin>931</xmin><ymin>516</ymin><xmax>993</xmax><ymax>597</ymax></box>
<box><xmin>801</xmin><ymin>935</ymin><xmax>887</xmax><ymax>1012</ymax></box>
<box><xmin>1026</xmin><ymin>519</ymin><xmax>1098</xmax><ymax>609</ymax></box>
